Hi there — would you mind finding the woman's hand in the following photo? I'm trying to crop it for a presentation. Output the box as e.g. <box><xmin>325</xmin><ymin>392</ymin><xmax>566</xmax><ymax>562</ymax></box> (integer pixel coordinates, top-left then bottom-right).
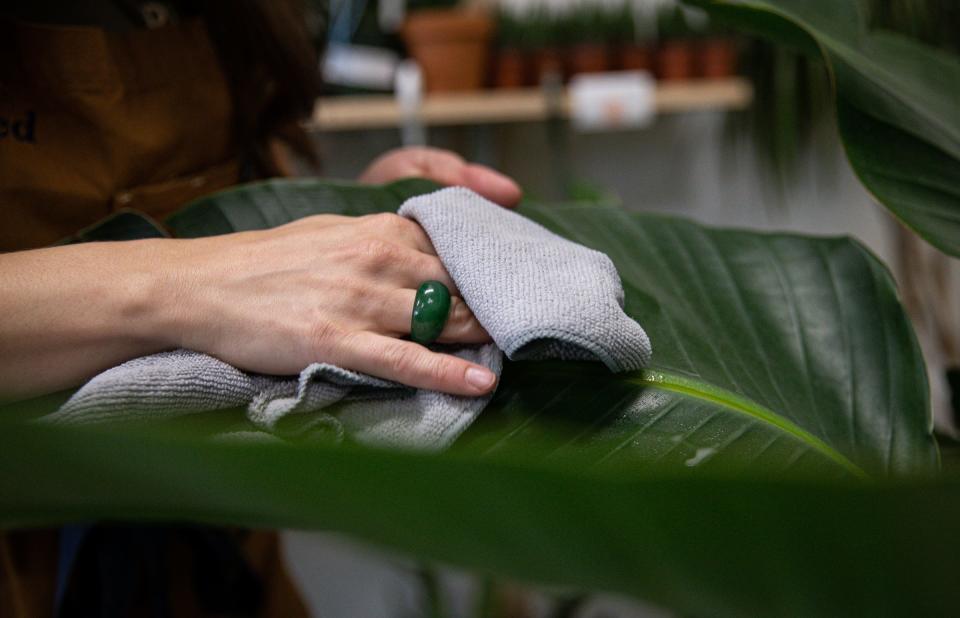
<box><xmin>359</xmin><ymin>146</ymin><xmax>522</xmax><ymax>208</ymax></box>
<box><xmin>1</xmin><ymin>151</ymin><xmax>518</xmax><ymax>400</ymax></box>
<box><xmin>161</xmin><ymin>212</ymin><xmax>497</xmax><ymax>396</ymax></box>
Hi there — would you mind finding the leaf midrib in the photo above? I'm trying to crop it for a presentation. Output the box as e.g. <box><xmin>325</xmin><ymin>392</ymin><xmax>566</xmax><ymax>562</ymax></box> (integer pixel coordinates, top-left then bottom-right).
<box><xmin>631</xmin><ymin>369</ymin><xmax>869</xmax><ymax>479</ymax></box>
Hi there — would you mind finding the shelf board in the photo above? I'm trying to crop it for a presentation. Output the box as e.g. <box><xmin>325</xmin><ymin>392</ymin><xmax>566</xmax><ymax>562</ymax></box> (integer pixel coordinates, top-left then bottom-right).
<box><xmin>309</xmin><ymin>77</ymin><xmax>753</xmax><ymax>132</ymax></box>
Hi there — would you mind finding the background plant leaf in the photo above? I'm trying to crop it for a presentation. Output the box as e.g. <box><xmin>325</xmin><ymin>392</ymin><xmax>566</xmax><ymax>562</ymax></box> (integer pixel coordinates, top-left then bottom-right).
<box><xmin>688</xmin><ymin>0</ymin><xmax>960</xmax><ymax>256</ymax></box>
<box><xmin>0</xmin><ymin>179</ymin><xmax>945</xmax><ymax>616</ymax></box>
<box><xmin>58</xmin><ymin>210</ymin><xmax>167</xmax><ymax>245</ymax></box>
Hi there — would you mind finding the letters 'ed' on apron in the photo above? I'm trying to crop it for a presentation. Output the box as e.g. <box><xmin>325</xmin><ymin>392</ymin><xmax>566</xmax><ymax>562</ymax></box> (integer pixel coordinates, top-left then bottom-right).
<box><xmin>0</xmin><ymin>16</ymin><xmax>239</xmax><ymax>251</ymax></box>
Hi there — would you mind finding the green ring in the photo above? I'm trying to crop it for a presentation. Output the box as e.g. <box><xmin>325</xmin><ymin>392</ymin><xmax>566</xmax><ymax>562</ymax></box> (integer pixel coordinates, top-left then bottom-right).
<box><xmin>410</xmin><ymin>280</ymin><xmax>452</xmax><ymax>345</ymax></box>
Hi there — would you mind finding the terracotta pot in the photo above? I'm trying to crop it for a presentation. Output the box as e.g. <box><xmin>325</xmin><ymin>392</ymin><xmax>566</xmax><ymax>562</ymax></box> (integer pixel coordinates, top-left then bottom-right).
<box><xmin>567</xmin><ymin>43</ymin><xmax>610</xmax><ymax>76</ymax></box>
<box><xmin>699</xmin><ymin>38</ymin><xmax>738</xmax><ymax>78</ymax></box>
<box><xmin>401</xmin><ymin>10</ymin><xmax>494</xmax><ymax>92</ymax></box>
<box><xmin>532</xmin><ymin>47</ymin><xmax>564</xmax><ymax>84</ymax></box>
<box><xmin>657</xmin><ymin>41</ymin><xmax>696</xmax><ymax>80</ymax></box>
<box><xmin>618</xmin><ymin>44</ymin><xmax>654</xmax><ymax>72</ymax></box>
<box><xmin>493</xmin><ymin>48</ymin><xmax>528</xmax><ymax>88</ymax></box>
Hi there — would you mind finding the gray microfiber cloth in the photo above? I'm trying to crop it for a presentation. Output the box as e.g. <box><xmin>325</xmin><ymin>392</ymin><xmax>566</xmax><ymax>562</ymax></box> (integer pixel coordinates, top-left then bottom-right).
<box><xmin>42</xmin><ymin>188</ymin><xmax>651</xmax><ymax>450</ymax></box>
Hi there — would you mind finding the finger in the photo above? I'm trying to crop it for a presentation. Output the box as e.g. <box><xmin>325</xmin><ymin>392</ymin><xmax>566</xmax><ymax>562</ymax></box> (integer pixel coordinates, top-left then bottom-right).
<box><xmin>356</xmin><ymin>243</ymin><xmax>459</xmax><ymax>295</ymax></box>
<box><xmin>419</xmin><ymin>152</ymin><xmax>522</xmax><ymax>208</ymax></box>
<box><xmin>357</xmin><ymin>147</ymin><xmax>429</xmax><ymax>184</ymax></box>
<box><xmin>378</xmin><ymin>289</ymin><xmax>490</xmax><ymax>343</ymax></box>
<box><xmin>416</xmin><ymin>148</ymin><xmax>468</xmax><ymax>185</ymax></box>
<box><xmin>332</xmin><ymin>331</ymin><xmax>497</xmax><ymax>395</ymax></box>
<box><xmin>397</xmin><ymin>251</ymin><xmax>458</xmax><ymax>294</ymax></box>
<box><xmin>358</xmin><ymin>212</ymin><xmax>437</xmax><ymax>255</ymax></box>
<box><xmin>460</xmin><ymin>164</ymin><xmax>523</xmax><ymax>208</ymax></box>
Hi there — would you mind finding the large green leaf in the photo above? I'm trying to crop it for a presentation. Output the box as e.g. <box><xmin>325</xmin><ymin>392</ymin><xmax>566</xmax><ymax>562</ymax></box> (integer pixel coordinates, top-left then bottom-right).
<box><xmin>689</xmin><ymin>0</ymin><xmax>960</xmax><ymax>256</ymax></box>
<box><xmin>0</xmin><ymin>179</ymin><xmax>945</xmax><ymax>616</ymax></box>
<box><xmin>2</xmin><ymin>421</ymin><xmax>959</xmax><ymax>617</ymax></box>
<box><xmin>167</xmin><ymin>178</ymin><xmax>937</xmax><ymax>478</ymax></box>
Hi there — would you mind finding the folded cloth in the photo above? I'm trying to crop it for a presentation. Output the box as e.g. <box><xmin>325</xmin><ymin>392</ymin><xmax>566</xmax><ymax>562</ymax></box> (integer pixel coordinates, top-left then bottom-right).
<box><xmin>43</xmin><ymin>188</ymin><xmax>651</xmax><ymax>450</ymax></box>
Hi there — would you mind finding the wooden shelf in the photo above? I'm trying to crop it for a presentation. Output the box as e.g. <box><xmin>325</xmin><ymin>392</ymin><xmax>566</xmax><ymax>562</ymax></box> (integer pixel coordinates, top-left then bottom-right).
<box><xmin>309</xmin><ymin>78</ymin><xmax>753</xmax><ymax>132</ymax></box>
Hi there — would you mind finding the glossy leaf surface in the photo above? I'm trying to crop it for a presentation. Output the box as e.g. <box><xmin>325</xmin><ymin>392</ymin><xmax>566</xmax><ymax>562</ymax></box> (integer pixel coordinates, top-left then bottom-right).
<box><xmin>168</xmin><ymin>178</ymin><xmax>938</xmax><ymax>477</ymax></box>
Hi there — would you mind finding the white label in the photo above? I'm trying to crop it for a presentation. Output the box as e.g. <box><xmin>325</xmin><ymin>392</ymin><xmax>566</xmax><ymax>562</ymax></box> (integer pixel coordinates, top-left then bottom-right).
<box><xmin>322</xmin><ymin>44</ymin><xmax>399</xmax><ymax>91</ymax></box>
<box><xmin>394</xmin><ymin>60</ymin><xmax>426</xmax><ymax>146</ymax></box>
<box><xmin>569</xmin><ymin>71</ymin><xmax>656</xmax><ymax>132</ymax></box>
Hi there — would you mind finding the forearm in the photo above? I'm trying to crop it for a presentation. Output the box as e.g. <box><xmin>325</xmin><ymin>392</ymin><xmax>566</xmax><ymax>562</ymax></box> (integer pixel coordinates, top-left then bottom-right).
<box><xmin>0</xmin><ymin>212</ymin><xmax>499</xmax><ymax>403</ymax></box>
<box><xmin>0</xmin><ymin>239</ymin><xmax>178</xmax><ymax>399</ymax></box>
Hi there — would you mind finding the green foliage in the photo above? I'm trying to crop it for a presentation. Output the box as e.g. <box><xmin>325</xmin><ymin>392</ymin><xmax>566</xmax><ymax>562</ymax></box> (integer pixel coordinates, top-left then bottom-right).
<box><xmin>495</xmin><ymin>10</ymin><xmax>525</xmax><ymax>50</ymax></box>
<box><xmin>3</xmin><ymin>418</ymin><xmax>960</xmax><ymax>617</ymax></box>
<box><xmin>1</xmin><ymin>178</ymin><xmax>947</xmax><ymax>616</ymax></box>
<box><xmin>604</xmin><ymin>3</ymin><xmax>636</xmax><ymax>44</ymax></box>
<box><xmin>498</xmin><ymin>2</ymin><xmax>654</xmax><ymax>50</ymax></box>
<box><xmin>733</xmin><ymin>38</ymin><xmax>834</xmax><ymax>197</ymax></box>
<box><xmin>864</xmin><ymin>0</ymin><xmax>960</xmax><ymax>53</ymax></box>
<box><xmin>500</xmin><ymin>7</ymin><xmax>564</xmax><ymax>51</ymax></box>
<box><xmin>563</xmin><ymin>5</ymin><xmax>613</xmax><ymax>45</ymax></box>
<box><xmin>656</xmin><ymin>5</ymin><xmax>695</xmax><ymax>40</ymax></box>
<box><xmin>688</xmin><ymin>0</ymin><xmax>960</xmax><ymax>257</ymax></box>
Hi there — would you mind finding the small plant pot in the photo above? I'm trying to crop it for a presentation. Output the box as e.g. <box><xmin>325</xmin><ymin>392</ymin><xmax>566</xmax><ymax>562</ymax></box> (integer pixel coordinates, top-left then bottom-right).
<box><xmin>699</xmin><ymin>38</ymin><xmax>738</xmax><ymax>78</ymax></box>
<box><xmin>657</xmin><ymin>40</ymin><xmax>696</xmax><ymax>81</ymax></box>
<box><xmin>532</xmin><ymin>47</ymin><xmax>565</xmax><ymax>85</ymax></box>
<box><xmin>567</xmin><ymin>43</ymin><xmax>610</xmax><ymax>76</ymax></box>
<box><xmin>493</xmin><ymin>47</ymin><xmax>528</xmax><ymax>89</ymax></box>
<box><xmin>618</xmin><ymin>43</ymin><xmax>654</xmax><ymax>72</ymax></box>
<box><xmin>401</xmin><ymin>10</ymin><xmax>494</xmax><ymax>92</ymax></box>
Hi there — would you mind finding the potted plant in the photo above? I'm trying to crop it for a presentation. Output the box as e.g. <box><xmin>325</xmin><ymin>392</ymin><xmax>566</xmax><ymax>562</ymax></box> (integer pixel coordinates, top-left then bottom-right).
<box><xmin>566</xmin><ymin>5</ymin><xmax>611</xmax><ymax>76</ymax></box>
<box><xmin>656</xmin><ymin>5</ymin><xmax>696</xmax><ymax>80</ymax></box>
<box><xmin>614</xmin><ymin>2</ymin><xmax>655</xmax><ymax>72</ymax></box>
<box><xmin>698</xmin><ymin>20</ymin><xmax>739</xmax><ymax>77</ymax></box>
<box><xmin>400</xmin><ymin>1</ymin><xmax>494</xmax><ymax>91</ymax></box>
<box><xmin>527</xmin><ymin>8</ymin><xmax>565</xmax><ymax>85</ymax></box>
<box><xmin>493</xmin><ymin>10</ymin><xmax>529</xmax><ymax>88</ymax></box>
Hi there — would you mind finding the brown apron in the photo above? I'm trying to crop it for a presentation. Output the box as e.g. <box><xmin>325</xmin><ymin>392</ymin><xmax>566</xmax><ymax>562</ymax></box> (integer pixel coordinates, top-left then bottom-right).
<box><xmin>0</xmin><ymin>17</ymin><xmax>307</xmax><ymax>617</ymax></box>
<box><xmin>0</xmin><ymin>17</ymin><xmax>239</xmax><ymax>251</ymax></box>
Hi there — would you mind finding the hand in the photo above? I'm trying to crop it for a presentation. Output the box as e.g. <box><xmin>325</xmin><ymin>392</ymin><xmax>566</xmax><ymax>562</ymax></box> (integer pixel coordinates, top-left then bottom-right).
<box><xmin>160</xmin><ymin>213</ymin><xmax>497</xmax><ymax>396</ymax></box>
<box><xmin>358</xmin><ymin>146</ymin><xmax>522</xmax><ymax>208</ymax></box>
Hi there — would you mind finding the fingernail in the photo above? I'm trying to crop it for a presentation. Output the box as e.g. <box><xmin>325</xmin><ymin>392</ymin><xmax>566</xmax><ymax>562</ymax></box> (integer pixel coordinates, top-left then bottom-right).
<box><xmin>465</xmin><ymin>367</ymin><xmax>496</xmax><ymax>391</ymax></box>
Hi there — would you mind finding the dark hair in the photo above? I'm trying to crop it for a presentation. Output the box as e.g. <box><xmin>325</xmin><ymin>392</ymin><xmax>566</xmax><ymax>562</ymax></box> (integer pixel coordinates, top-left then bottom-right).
<box><xmin>201</xmin><ymin>0</ymin><xmax>324</xmax><ymax>178</ymax></box>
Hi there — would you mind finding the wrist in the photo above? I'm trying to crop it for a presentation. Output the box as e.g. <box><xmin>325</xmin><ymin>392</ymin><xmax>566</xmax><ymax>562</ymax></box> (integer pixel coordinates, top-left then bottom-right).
<box><xmin>120</xmin><ymin>237</ymin><xmax>196</xmax><ymax>351</ymax></box>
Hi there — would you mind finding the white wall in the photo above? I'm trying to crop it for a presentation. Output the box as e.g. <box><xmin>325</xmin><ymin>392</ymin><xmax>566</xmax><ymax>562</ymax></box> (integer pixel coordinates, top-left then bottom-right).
<box><xmin>314</xmin><ymin>110</ymin><xmax>893</xmax><ymax>258</ymax></box>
